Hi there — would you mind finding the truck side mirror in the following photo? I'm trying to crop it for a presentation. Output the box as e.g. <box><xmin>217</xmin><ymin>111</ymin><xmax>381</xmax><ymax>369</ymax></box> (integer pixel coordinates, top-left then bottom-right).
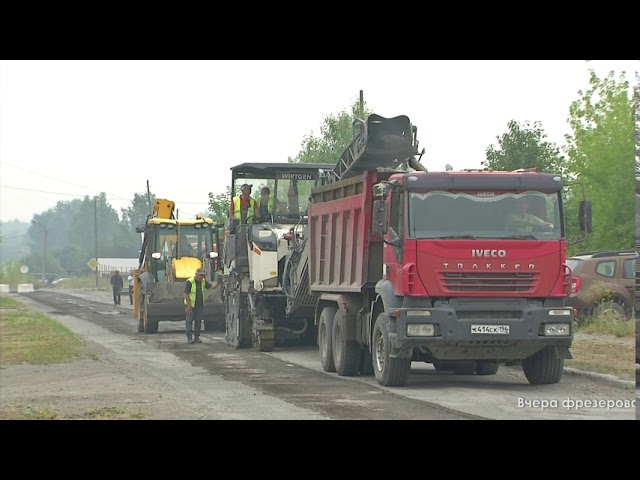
<box><xmin>579</xmin><ymin>200</ymin><xmax>592</xmax><ymax>234</ymax></box>
<box><xmin>372</xmin><ymin>200</ymin><xmax>389</xmax><ymax>235</ymax></box>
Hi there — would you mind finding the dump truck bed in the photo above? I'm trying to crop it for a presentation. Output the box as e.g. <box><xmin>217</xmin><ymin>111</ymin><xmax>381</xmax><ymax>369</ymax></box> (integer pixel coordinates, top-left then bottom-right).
<box><xmin>308</xmin><ymin>170</ymin><xmax>393</xmax><ymax>293</ymax></box>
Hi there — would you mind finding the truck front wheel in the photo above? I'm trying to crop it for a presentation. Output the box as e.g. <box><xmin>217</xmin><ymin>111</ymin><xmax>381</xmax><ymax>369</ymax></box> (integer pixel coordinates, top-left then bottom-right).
<box><xmin>372</xmin><ymin>313</ymin><xmax>410</xmax><ymax>387</ymax></box>
<box><xmin>522</xmin><ymin>347</ymin><xmax>563</xmax><ymax>385</ymax></box>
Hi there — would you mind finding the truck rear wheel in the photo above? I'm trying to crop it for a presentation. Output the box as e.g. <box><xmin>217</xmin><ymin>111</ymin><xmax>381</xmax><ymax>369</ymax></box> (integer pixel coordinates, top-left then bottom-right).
<box><xmin>359</xmin><ymin>347</ymin><xmax>374</xmax><ymax>376</ymax></box>
<box><xmin>475</xmin><ymin>361</ymin><xmax>499</xmax><ymax>375</ymax></box>
<box><xmin>319</xmin><ymin>306</ymin><xmax>336</xmax><ymax>372</ymax></box>
<box><xmin>372</xmin><ymin>313</ymin><xmax>410</xmax><ymax>386</ymax></box>
<box><xmin>332</xmin><ymin>310</ymin><xmax>360</xmax><ymax>376</ymax></box>
<box><xmin>522</xmin><ymin>347</ymin><xmax>563</xmax><ymax>385</ymax></box>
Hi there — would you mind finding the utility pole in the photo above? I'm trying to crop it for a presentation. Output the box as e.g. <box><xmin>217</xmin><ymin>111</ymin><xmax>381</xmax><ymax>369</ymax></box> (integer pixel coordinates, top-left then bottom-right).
<box><xmin>31</xmin><ymin>219</ymin><xmax>47</xmax><ymax>285</ymax></box>
<box><xmin>359</xmin><ymin>90</ymin><xmax>364</xmax><ymax>118</ymax></box>
<box><xmin>146</xmin><ymin>180</ymin><xmax>152</xmax><ymax>215</ymax></box>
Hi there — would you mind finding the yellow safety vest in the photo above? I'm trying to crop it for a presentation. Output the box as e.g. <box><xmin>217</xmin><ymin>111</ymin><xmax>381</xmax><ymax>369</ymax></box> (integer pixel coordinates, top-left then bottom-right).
<box><xmin>260</xmin><ymin>197</ymin><xmax>274</xmax><ymax>214</ymax></box>
<box><xmin>184</xmin><ymin>276</ymin><xmax>207</xmax><ymax>306</ymax></box>
<box><xmin>233</xmin><ymin>196</ymin><xmax>256</xmax><ymax>221</ymax></box>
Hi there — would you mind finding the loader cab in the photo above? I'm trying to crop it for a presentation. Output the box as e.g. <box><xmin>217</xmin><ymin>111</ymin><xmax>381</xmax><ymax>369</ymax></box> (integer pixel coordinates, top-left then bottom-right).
<box><xmin>144</xmin><ymin>219</ymin><xmax>215</xmax><ymax>282</ymax></box>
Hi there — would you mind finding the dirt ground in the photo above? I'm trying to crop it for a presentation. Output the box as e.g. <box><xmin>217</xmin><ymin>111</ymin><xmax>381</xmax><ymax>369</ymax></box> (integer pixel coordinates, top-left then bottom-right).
<box><xmin>0</xmin><ymin>288</ymin><xmax>636</xmax><ymax>420</ymax></box>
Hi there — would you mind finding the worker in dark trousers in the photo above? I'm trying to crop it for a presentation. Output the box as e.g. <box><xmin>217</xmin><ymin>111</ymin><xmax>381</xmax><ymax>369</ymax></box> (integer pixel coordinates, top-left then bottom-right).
<box><xmin>184</xmin><ymin>268</ymin><xmax>218</xmax><ymax>343</ymax></box>
<box><xmin>110</xmin><ymin>270</ymin><xmax>124</xmax><ymax>306</ymax></box>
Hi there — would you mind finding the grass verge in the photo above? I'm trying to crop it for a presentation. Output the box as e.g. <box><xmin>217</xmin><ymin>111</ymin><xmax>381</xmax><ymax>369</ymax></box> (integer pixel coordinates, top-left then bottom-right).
<box><xmin>0</xmin><ymin>296</ymin><xmax>85</xmax><ymax>365</ymax></box>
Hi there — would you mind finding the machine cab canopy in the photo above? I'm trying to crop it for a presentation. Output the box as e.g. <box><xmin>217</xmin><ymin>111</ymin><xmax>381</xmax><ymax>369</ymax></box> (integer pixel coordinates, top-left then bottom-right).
<box><xmin>229</xmin><ymin>162</ymin><xmax>333</xmax><ymax>223</ymax></box>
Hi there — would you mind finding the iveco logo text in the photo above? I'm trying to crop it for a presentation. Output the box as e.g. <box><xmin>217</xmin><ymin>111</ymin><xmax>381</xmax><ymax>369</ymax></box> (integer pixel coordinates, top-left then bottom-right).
<box><xmin>472</xmin><ymin>249</ymin><xmax>506</xmax><ymax>257</ymax></box>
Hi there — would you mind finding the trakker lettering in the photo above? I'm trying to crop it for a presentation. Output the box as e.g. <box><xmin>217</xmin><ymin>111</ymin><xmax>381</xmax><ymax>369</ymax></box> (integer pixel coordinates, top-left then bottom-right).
<box><xmin>472</xmin><ymin>249</ymin><xmax>507</xmax><ymax>257</ymax></box>
<box><xmin>443</xmin><ymin>263</ymin><xmax>535</xmax><ymax>270</ymax></box>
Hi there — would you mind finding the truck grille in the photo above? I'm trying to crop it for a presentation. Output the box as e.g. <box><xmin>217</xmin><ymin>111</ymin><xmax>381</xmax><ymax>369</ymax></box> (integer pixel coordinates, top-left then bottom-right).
<box><xmin>442</xmin><ymin>272</ymin><xmax>536</xmax><ymax>293</ymax></box>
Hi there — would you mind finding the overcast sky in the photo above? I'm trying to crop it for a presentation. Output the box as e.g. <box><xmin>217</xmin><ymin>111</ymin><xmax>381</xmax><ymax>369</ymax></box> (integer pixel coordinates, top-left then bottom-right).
<box><xmin>0</xmin><ymin>60</ymin><xmax>637</xmax><ymax>223</ymax></box>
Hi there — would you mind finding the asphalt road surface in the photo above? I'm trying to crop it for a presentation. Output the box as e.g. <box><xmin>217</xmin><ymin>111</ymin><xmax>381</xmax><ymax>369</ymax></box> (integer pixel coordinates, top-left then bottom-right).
<box><xmin>6</xmin><ymin>289</ymin><xmax>636</xmax><ymax>420</ymax></box>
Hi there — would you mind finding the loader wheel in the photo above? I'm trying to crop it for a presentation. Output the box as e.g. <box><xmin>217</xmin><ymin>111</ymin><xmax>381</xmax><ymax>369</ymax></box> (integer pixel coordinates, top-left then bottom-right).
<box><xmin>372</xmin><ymin>313</ymin><xmax>410</xmax><ymax>386</ymax></box>
<box><xmin>522</xmin><ymin>347</ymin><xmax>563</xmax><ymax>385</ymax></box>
<box><xmin>141</xmin><ymin>299</ymin><xmax>158</xmax><ymax>334</ymax></box>
<box><xmin>332</xmin><ymin>310</ymin><xmax>360</xmax><ymax>376</ymax></box>
<box><xmin>143</xmin><ymin>316</ymin><xmax>158</xmax><ymax>334</ymax></box>
<box><xmin>136</xmin><ymin>293</ymin><xmax>144</xmax><ymax>332</ymax></box>
<box><xmin>318</xmin><ymin>306</ymin><xmax>336</xmax><ymax>372</ymax></box>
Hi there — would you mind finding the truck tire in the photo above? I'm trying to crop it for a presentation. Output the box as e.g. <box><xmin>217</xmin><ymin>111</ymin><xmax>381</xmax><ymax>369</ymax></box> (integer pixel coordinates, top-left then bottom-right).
<box><xmin>359</xmin><ymin>347</ymin><xmax>374</xmax><ymax>376</ymax></box>
<box><xmin>522</xmin><ymin>347</ymin><xmax>563</xmax><ymax>385</ymax></box>
<box><xmin>332</xmin><ymin>310</ymin><xmax>360</xmax><ymax>376</ymax></box>
<box><xmin>319</xmin><ymin>306</ymin><xmax>336</xmax><ymax>372</ymax></box>
<box><xmin>475</xmin><ymin>361</ymin><xmax>499</xmax><ymax>375</ymax></box>
<box><xmin>372</xmin><ymin>313</ymin><xmax>410</xmax><ymax>386</ymax></box>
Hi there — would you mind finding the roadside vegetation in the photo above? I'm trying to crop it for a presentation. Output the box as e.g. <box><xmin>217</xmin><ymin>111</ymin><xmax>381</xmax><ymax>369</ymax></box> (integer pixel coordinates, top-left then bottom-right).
<box><xmin>0</xmin><ymin>295</ymin><xmax>86</xmax><ymax>365</ymax></box>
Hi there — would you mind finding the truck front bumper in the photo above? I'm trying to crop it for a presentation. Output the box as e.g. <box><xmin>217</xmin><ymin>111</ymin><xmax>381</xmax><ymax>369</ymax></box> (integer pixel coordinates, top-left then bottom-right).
<box><xmin>386</xmin><ymin>302</ymin><xmax>573</xmax><ymax>361</ymax></box>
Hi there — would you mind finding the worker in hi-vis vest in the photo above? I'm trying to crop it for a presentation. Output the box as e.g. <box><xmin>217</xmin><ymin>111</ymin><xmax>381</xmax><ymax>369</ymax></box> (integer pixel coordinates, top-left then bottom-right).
<box><xmin>227</xmin><ymin>183</ymin><xmax>259</xmax><ymax>235</ymax></box>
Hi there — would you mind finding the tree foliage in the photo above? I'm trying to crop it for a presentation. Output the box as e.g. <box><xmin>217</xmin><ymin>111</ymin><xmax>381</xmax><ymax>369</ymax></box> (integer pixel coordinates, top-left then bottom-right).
<box><xmin>482</xmin><ymin>120</ymin><xmax>565</xmax><ymax>174</ymax></box>
<box><xmin>563</xmin><ymin>70</ymin><xmax>635</xmax><ymax>254</ymax></box>
<box><xmin>289</xmin><ymin>97</ymin><xmax>374</xmax><ymax>164</ymax></box>
<box><xmin>207</xmin><ymin>186</ymin><xmax>232</xmax><ymax>226</ymax></box>
<box><xmin>0</xmin><ymin>192</ymin><xmax>156</xmax><ymax>276</ymax></box>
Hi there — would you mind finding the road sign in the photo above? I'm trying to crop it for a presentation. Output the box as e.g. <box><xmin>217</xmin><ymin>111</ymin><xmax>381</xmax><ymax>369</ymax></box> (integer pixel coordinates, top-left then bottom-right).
<box><xmin>87</xmin><ymin>258</ymin><xmax>98</xmax><ymax>270</ymax></box>
<box><xmin>20</xmin><ymin>265</ymin><xmax>29</xmax><ymax>273</ymax></box>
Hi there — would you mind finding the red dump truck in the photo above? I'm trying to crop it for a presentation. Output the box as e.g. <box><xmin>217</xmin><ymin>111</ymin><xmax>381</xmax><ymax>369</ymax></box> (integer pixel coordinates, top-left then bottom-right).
<box><xmin>222</xmin><ymin>113</ymin><xmax>590</xmax><ymax>387</ymax></box>
<box><xmin>300</xmin><ymin>114</ymin><xmax>591</xmax><ymax>386</ymax></box>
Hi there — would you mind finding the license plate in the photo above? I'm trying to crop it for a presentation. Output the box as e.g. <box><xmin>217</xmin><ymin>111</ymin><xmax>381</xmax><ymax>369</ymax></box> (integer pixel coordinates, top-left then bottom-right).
<box><xmin>471</xmin><ymin>324</ymin><xmax>510</xmax><ymax>335</ymax></box>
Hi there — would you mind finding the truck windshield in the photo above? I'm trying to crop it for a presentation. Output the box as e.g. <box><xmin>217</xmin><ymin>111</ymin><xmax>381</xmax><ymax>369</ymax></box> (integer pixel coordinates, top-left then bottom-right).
<box><xmin>407</xmin><ymin>191</ymin><xmax>562</xmax><ymax>240</ymax></box>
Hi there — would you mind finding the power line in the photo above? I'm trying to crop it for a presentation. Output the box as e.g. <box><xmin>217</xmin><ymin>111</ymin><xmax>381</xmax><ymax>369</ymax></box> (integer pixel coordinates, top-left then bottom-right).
<box><xmin>0</xmin><ymin>161</ymin><xmax>103</xmax><ymax>194</ymax></box>
<box><xmin>0</xmin><ymin>184</ymin><xmax>210</xmax><ymax>206</ymax></box>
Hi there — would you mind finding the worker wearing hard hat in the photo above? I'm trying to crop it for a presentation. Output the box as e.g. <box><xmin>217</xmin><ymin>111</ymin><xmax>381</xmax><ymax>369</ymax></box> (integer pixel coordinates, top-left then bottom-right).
<box><xmin>228</xmin><ymin>184</ymin><xmax>259</xmax><ymax>232</ymax></box>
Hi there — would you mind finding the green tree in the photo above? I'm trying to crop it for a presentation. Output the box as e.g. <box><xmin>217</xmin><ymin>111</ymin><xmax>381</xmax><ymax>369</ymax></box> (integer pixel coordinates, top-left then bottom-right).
<box><xmin>121</xmin><ymin>192</ymin><xmax>155</xmax><ymax>230</ymax></box>
<box><xmin>207</xmin><ymin>186</ymin><xmax>232</xmax><ymax>225</ymax></box>
<box><xmin>564</xmin><ymin>70</ymin><xmax>635</xmax><ymax>254</ymax></box>
<box><xmin>482</xmin><ymin>120</ymin><xmax>565</xmax><ymax>174</ymax></box>
<box><xmin>290</xmin><ymin>97</ymin><xmax>374</xmax><ymax>164</ymax></box>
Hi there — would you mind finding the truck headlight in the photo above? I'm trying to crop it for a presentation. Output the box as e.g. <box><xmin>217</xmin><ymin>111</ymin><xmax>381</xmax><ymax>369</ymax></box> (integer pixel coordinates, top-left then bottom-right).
<box><xmin>548</xmin><ymin>309</ymin><xmax>572</xmax><ymax>316</ymax></box>
<box><xmin>543</xmin><ymin>323</ymin><xmax>571</xmax><ymax>336</ymax></box>
<box><xmin>407</xmin><ymin>324</ymin><xmax>436</xmax><ymax>337</ymax></box>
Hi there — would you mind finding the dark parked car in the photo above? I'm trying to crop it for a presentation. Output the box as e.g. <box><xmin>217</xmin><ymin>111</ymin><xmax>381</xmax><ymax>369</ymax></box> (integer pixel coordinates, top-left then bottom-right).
<box><xmin>566</xmin><ymin>250</ymin><xmax>637</xmax><ymax>322</ymax></box>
